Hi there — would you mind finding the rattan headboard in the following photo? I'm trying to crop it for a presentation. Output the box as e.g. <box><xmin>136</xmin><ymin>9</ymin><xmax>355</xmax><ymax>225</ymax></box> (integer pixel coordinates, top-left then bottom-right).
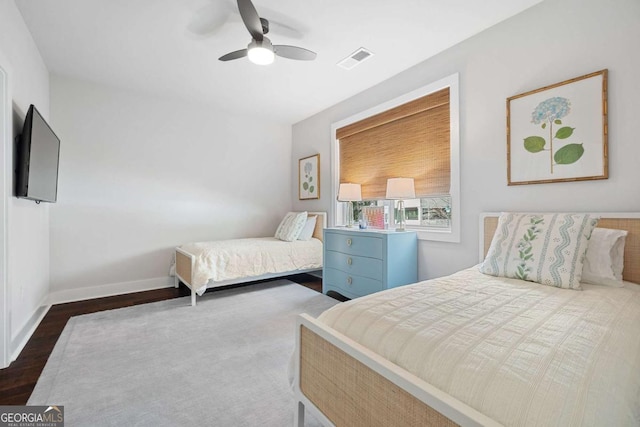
<box><xmin>480</xmin><ymin>213</ymin><xmax>640</xmax><ymax>284</ymax></box>
<box><xmin>309</xmin><ymin>212</ymin><xmax>327</xmax><ymax>242</ymax></box>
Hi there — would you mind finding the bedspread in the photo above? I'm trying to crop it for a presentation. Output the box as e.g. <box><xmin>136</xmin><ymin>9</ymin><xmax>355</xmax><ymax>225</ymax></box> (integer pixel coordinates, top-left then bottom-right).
<box><xmin>317</xmin><ymin>267</ymin><xmax>640</xmax><ymax>426</ymax></box>
<box><xmin>179</xmin><ymin>237</ymin><xmax>322</xmax><ymax>295</ymax></box>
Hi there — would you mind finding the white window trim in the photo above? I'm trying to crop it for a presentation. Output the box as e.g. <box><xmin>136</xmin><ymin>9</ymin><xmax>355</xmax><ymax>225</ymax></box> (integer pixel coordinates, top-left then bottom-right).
<box><xmin>0</xmin><ymin>65</ymin><xmax>9</xmax><ymax>368</ymax></box>
<box><xmin>330</xmin><ymin>73</ymin><xmax>460</xmax><ymax>242</ymax></box>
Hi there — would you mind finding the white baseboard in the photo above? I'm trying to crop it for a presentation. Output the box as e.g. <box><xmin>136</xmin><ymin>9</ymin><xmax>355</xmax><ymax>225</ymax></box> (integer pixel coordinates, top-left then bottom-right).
<box><xmin>48</xmin><ymin>276</ymin><xmax>175</xmax><ymax>305</ymax></box>
<box><xmin>11</xmin><ymin>298</ymin><xmax>50</xmax><ymax>363</ymax></box>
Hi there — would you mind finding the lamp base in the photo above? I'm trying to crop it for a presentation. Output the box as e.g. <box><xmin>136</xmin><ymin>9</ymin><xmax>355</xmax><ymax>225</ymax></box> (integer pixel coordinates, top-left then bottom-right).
<box><xmin>395</xmin><ymin>200</ymin><xmax>407</xmax><ymax>232</ymax></box>
<box><xmin>346</xmin><ymin>201</ymin><xmax>355</xmax><ymax>228</ymax></box>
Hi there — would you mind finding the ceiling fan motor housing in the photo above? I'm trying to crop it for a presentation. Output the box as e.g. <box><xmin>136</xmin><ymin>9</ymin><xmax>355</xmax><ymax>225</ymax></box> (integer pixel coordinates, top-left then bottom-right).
<box><xmin>260</xmin><ymin>18</ymin><xmax>269</xmax><ymax>35</ymax></box>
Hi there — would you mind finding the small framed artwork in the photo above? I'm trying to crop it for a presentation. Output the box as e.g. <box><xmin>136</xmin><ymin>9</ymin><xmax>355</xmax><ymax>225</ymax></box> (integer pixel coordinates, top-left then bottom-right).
<box><xmin>507</xmin><ymin>69</ymin><xmax>608</xmax><ymax>185</ymax></box>
<box><xmin>299</xmin><ymin>154</ymin><xmax>320</xmax><ymax>200</ymax></box>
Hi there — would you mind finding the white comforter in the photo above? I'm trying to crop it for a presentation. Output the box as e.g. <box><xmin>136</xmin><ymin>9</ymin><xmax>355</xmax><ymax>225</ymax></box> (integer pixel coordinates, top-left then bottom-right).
<box><xmin>179</xmin><ymin>237</ymin><xmax>322</xmax><ymax>295</ymax></box>
<box><xmin>317</xmin><ymin>267</ymin><xmax>640</xmax><ymax>426</ymax></box>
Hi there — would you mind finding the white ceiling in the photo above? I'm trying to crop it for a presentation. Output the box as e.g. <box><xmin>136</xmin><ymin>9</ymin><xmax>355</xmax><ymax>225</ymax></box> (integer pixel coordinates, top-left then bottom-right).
<box><xmin>16</xmin><ymin>0</ymin><xmax>541</xmax><ymax>124</ymax></box>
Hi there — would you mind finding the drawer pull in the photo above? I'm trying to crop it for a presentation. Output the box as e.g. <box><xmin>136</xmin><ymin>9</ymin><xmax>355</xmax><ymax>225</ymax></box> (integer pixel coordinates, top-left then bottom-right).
<box><xmin>346</xmin><ymin>238</ymin><xmax>352</xmax><ymax>246</ymax></box>
<box><xmin>347</xmin><ymin>257</ymin><xmax>352</xmax><ymax>265</ymax></box>
<box><xmin>347</xmin><ymin>276</ymin><xmax>353</xmax><ymax>285</ymax></box>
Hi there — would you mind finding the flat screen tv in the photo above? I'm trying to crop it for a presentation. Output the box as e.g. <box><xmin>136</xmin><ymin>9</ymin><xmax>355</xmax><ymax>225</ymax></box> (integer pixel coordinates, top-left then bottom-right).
<box><xmin>16</xmin><ymin>104</ymin><xmax>61</xmax><ymax>203</ymax></box>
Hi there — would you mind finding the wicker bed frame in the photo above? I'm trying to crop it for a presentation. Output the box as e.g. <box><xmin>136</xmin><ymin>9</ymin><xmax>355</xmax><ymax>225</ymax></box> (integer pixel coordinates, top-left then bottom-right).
<box><xmin>293</xmin><ymin>212</ymin><xmax>640</xmax><ymax>427</ymax></box>
<box><xmin>175</xmin><ymin>212</ymin><xmax>326</xmax><ymax>306</ymax></box>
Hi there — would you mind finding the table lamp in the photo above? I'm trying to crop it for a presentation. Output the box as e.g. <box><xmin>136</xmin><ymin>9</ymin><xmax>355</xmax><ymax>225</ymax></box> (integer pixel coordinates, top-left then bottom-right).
<box><xmin>338</xmin><ymin>183</ymin><xmax>362</xmax><ymax>228</ymax></box>
<box><xmin>386</xmin><ymin>178</ymin><xmax>415</xmax><ymax>231</ymax></box>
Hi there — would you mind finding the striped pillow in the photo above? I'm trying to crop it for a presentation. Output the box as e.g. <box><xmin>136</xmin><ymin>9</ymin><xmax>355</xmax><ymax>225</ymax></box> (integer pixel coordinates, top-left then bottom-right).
<box><xmin>480</xmin><ymin>213</ymin><xmax>599</xmax><ymax>289</ymax></box>
<box><xmin>274</xmin><ymin>211</ymin><xmax>308</xmax><ymax>242</ymax></box>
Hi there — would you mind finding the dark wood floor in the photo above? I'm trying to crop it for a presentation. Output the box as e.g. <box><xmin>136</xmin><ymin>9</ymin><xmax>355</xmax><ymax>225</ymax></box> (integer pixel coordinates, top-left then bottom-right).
<box><xmin>0</xmin><ymin>274</ymin><xmax>323</xmax><ymax>405</ymax></box>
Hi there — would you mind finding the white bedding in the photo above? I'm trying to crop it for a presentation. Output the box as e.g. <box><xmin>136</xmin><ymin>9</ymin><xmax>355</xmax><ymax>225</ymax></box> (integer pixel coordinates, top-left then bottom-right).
<box><xmin>179</xmin><ymin>237</ymin><xmax>322</xmax><ymax>295</ymax></box>
<box><xmin>317</xmin><ymin>267</ymin><xmax>640</xmax><ymax>426</ymax></box>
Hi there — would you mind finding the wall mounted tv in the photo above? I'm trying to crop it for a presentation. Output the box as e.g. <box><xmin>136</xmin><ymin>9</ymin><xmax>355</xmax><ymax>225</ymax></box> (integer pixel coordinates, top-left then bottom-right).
<box><xmin>16</xmin><ymin>104</ymin><xmax>61</xmax><ymax>203</ymax></box>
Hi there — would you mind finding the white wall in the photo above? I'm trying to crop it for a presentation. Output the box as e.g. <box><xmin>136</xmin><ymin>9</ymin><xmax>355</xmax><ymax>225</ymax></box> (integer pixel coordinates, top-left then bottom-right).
<box><xmin>0</xmin><ymin>0</ymin><xmax>51</xmax><ymax>357</ymax></box>
<box><xmin>49</xmin><ymin>75</ymin><xmax>292</xmax><ymax>299</ymax></box>
<box><xmin>292</xmin><ymin>0</ymin><xmax>640</xmax><ymax>280</ymax></box>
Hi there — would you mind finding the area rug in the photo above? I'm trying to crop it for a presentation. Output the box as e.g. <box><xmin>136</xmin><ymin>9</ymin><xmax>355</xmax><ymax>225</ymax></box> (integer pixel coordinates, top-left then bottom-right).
<box><xmin>28</xmin><ymin>280</ymin><xmax>338</xmax><ymax>426</ymax></box>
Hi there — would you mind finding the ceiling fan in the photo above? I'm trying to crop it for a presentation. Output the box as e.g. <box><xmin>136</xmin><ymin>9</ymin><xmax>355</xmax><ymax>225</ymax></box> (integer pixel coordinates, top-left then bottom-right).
<box><xmin>218</xmin><ymin>0</ymin><xmax>316</xmax><ymax>65</ymax></box>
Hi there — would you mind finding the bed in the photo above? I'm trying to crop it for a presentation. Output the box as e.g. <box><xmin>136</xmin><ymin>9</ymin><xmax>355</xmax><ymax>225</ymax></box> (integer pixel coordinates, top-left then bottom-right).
<box><xmin>175</xmin><ymin>211</ymin><xmax>326</xmax><ymax>306</ymax></box>
<box><xmin>293</xmin><ymin>212</ymin><xmax>640</xmax><ymax>426</ymax></box>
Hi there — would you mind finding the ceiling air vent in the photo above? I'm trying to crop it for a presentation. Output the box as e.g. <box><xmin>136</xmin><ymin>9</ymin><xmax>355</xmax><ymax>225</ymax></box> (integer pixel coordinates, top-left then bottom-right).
<box><xmin>337</xmin><ymin>47</ymin><xmax>374</xmax><ymax>70</ymax></box>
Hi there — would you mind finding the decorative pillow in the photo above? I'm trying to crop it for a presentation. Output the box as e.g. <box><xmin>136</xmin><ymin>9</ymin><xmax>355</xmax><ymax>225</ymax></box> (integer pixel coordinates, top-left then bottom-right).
<box><xmin>480</xmin><ymin>212</ymin><xmax>599</xmax><ymax>289</ymax></box>
<box><xmin>274</xmin><ymin>211</ymin><xmax>308</xmax><ymax>242</ymax></box>
<box><xmin>297</xmin><ymin>215</ymin><xmax>317</xmax><ymax>241</ymax></box>
<box><xmin>581</xmin><ymin>228</ymin><xmax>627</xmax><ymax>287</ymax></box>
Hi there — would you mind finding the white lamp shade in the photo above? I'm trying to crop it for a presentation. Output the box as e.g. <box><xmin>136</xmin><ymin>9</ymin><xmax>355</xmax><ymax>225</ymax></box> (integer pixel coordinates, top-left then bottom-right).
<box><xmin>386</xmin><ymin>178</ymin><xmax>415</xmax><ymax>200</ymax></box>
<box><xmin>338</xmin><ymin>183</ymin><xmax>362</xmax><ymax>201</ymax></box>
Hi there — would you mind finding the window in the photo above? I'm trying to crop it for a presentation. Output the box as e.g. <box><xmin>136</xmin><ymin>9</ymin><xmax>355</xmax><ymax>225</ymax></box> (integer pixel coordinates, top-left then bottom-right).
<box><xmin>331</xmin><ymin>74</ymin><xmax>460</xmax><ymax>242</ymax></box>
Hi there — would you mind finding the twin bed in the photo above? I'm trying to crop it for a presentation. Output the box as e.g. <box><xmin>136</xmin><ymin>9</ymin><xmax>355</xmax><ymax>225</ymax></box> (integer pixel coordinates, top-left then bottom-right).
<box><xmin>293</xmin><ymin>213</ymin><xmax>640</xmax><ymax>426</ymax></box>
<box><xmin>175</xmin><ymin>212</ymin><xmax>326</xmax><ymax>306</ymax></box>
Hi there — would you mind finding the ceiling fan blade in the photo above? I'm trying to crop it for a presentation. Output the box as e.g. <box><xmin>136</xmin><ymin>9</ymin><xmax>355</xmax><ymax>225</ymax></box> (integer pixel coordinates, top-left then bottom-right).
<box><xmin>219</xmin><ymin>49</ymin><xmax>248</xmax><ymax>61</ymax></box>
<box><xmin>237</xmin><ymin>0</ymin><xmax>263</xmax><ymax>41</ymax></box>
<box><xmin>274</xmin><ymin>45</ymin><xmax>316</xmax><ymax>61</ymax></box>
<box><xmin>252</xmin><ymin>5</ymin><xmax>307</xmax><ymax>40</ymax></box>
<box><xmin>266</xmin><ymin>19</ymin><xmax>304</xmax><ymax>40</ymax></box>
<box><xmin>186</xmin><ymin>2</ymin><xmax>231</xmax><ymax>37</ymax></box>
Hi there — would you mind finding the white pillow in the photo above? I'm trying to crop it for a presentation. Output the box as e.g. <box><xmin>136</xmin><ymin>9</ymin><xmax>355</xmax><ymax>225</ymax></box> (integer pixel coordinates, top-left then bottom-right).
<box><xmin>274</xmin><ymin>211</ymin><xmax>308</xmax><ymax>242</ymax></box>
<box><xmin>297</xmin><ymin>215</ymin><xmax>317</xmax><ymax>241</ymax></box>
<box><xmin>581</xmin><ymin>228</ymin><xmax>627</xmax><ymax>287</ymax></box>
<box><xmin>479</xmin><ymin>212</ymin><xmax>599</xmax><ymax>290</ymax></box>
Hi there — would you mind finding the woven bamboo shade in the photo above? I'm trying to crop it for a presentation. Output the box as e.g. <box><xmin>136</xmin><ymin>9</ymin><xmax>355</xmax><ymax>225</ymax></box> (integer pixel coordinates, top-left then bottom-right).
<box><xmin>338</xmin><ymin>88</ymin><xmax>450</xmax><ymax>200</ymax></box>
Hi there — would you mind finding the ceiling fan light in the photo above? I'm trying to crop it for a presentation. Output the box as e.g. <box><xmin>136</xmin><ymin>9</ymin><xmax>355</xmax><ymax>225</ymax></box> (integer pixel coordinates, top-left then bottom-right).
<box><xmin>247</xmin><ymin>38</ymin><xmax>274</xmax><ymax>65</ymax></box>
<box><xmin>248</xmin><ymin>46</ymin><xmax>274</xmax><ymax>65</ymax></box>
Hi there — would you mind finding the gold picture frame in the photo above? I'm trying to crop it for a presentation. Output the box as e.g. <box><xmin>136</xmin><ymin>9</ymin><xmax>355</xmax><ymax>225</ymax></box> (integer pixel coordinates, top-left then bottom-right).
<box><xmin>507</xmin><ymin>69</ymin><xmax>608</xmax><ymax>185</ymax></box>
<box><xmin>299</xmin><ymin>154</ymin><xmax>320</xmax><ymax>200</ymax></box>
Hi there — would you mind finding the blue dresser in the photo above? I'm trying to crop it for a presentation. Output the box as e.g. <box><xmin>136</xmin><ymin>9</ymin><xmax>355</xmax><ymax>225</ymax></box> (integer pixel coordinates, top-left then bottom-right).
<box><xmin>323</xmin><ymin>228</ymin><xmax>418</xmax><ymax>299</ymax></box>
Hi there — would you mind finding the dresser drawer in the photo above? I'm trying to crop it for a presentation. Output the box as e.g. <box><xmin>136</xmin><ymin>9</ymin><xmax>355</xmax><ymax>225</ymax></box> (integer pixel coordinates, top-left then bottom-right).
<box><xmin>325</xmin><ymin>251</ymin><xmax>383</xmax><ymax>280</ymax></box>
<box><xmin>325</xmin><ymin>232</ymin><xmax>383</xmax><ymax>259</ymax></box>
<box><xmin>324</xmin><ymin>267</ymin><xmax>383</xmax><ymax>297</ymax></box>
